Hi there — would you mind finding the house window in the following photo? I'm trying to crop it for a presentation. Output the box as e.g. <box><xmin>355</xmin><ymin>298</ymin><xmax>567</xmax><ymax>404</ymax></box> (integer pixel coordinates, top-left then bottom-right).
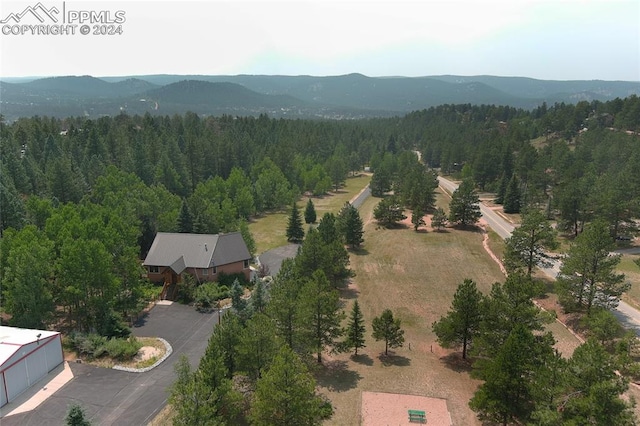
<box><xmin>202</xmin><ymin>268</ymin><xmax>208</xmax><ymax>276</ymax></box>
<box><xmin>212</xmin><ymin>266</ymin><xmax>217</xmax><ymax>274</ymax></box>
<box><xmin>149</xmin><ymin>266</ymin><xmax>159</xmax><ymax>273</ymax></box>
<box><xmin>243</xmin><ymin>260</ymin><xmax>249</xmax><ymax>269</ymax></box>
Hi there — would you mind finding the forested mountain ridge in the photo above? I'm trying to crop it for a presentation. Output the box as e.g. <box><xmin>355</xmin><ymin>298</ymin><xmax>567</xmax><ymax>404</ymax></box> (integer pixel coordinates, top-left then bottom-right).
<box><xmin>2</xmin><ymin>73</ymin><xmax>639</xmax><ymax>121</ymax></box>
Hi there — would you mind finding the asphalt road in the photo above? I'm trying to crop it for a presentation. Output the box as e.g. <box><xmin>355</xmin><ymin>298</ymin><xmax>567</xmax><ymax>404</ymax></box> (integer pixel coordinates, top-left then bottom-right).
<box><xmin>351</xmin><ymin>185</ymin><xmax>371</xmax><ymax>209</ymax></box>
<box><xmin>4</xmin><ymin>303</ymin><xmax>220</xmax><ymax>426</ymax></box>
<box><xmin>438</xmin><ymin>175</ymin><xmax>640</xmax><ymax>335</ymax></box>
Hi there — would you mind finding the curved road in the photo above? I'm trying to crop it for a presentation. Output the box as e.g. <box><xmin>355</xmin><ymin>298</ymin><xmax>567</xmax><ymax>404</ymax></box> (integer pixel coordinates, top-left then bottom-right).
<box><xmin>438</xmin><ymin>176</ymin><xmax>640</xmax><ymax>335</ymax></box>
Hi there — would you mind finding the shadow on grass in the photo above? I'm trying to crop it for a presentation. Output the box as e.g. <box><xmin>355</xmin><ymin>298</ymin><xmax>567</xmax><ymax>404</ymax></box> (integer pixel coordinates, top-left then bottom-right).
<box><xmin>350</xmin><ymin>247</ymin><xmax>370</xmax><ymax>256</ymax></box>
<box><xmin>351</xmin><ymin>353</ymin><xmax>374</xmax><ymax>366</ymax></box>
<box><xmin>377</xmin><ymin>353</ymin><xmax>411</xmax><ymax>367</ymax></box>
<box><xmin>451</xmin><ymin>224</ymin><xmax>483</xmax><ymax>233</ymax></box>
<box><xmin>432</xmin><ymin>228</ymin><xmax>450</xmax><ymax>233</ymax></box>
<box><xmin>337</xmin><ymin>279</ymin><xmax>360</xmax><ymax>299</ymax></box>
<box><xmin>315</xmin><ymin>359</ymin><xmax>362</xmax><ymax>392</ymax></box>
<box><xmin>439</xmin><ymin>352</ymin><xmax>473</xmax><ymax>373</ymax></box>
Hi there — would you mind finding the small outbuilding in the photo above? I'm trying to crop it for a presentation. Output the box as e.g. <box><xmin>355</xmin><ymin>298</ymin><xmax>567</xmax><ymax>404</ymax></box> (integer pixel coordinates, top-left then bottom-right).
<box><xmin>0</xmin><ymin>326</ymin><xmax>63</xmax><ymax>407</ymax></box>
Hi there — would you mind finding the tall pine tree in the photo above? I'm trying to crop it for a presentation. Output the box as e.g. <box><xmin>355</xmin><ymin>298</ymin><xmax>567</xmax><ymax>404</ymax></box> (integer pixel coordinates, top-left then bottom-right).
<box><xmin>286</xmin><ymin>202</ymin><xmax>305</xmax><ymax>243</ymax></box>
<box><xmin>344</xmin><ymin>300</ymin><xmax>366</xmax><ymax>356</ymax></box>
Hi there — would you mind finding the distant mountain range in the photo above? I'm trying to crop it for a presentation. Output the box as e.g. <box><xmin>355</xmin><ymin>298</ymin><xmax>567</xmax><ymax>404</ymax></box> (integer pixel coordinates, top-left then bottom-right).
<box><xmin>1</xmin><ymin>73</ymin><xmax>639</xmax><ymax>121</ymax></box>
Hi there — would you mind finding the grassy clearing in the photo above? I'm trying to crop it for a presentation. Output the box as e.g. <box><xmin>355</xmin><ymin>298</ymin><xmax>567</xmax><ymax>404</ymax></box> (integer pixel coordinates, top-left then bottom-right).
<box><xmin>620</xmin><ymin>254</ymin><xmax>640</xmax><ymax>308</ymax></box>
<box><xmin>249</xmin><ymin>174</ymin><xmax>371</xmax><ymax>253</ymax></box>
<box><xmin>319</xmin><ymin>194</ymin><xmax>508</xmax><ymax>426</ymax></box>
<box><xmin>487</xmin><ymin>229</ymin><xmax>506</xmax><ymax>262</ymax></box>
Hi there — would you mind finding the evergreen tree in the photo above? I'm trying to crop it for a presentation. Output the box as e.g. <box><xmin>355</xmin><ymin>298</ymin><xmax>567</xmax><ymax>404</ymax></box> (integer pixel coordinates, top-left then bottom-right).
<box><xmin>432</xmin><ymin>279</ymin><xmax>483</xmax><ymax>359</ymax></box>
<box><xmin>298</xmin><ymin>270</ymin><xmax>345</xmax><ymax>362</ymax></box>
<box><xmin>431</xmin><ymin>207</ymin><xmax>448</xmax><ymax>231</ymax></box>
<box><xmin>286</xmin><ymin>202</ymin><xmax>305</xmax><ymax>243</ymax></box>
<box><xmin>448</xmin><ymin>179</ymin><xmax>481</xmax><ymax>227</ymax></box>
<box><xmin>475</xmin><ymin>273</ymin><xmax>545</xmax><ymax>358</ymax></box>
<box><xmin>230</xmin><ymin>279</ymin><xmax>248</xmax><ymax>322</ymax></box>
<box><xmin>338</xmin><ymin>202</ymin><xmax>364</xmax><ymax>248</ymax></box>
<box><xmin>66</xmin><ymin>403</ymin><xmax>91</xmax><ymax>426</ymax></box>
<box><xmin>494</xmin><ymin>172</ymin><xmax>509</xmax><ymax>204</ymax></box>
<box><xmin>250</xmin><ymin>345</ymin><xmax>330</xmax><ymax>425</ymax></box>
<box><xmin>177</xmin><ymin>199</ymin><xmax>193</xmax><ymax>233</ymax></box>
<box><xmin>411</xmin><ymin>207</ymin><xmax>426</xmax><ymax>231</ymax></box>
<box><xmin>198</xmin><ymin>331</ymin><xmax>242</xmax><ymax>422</ymax></box>
<box><xmin>372</xmin><ymin>309</ymin><xmax>405</xmax><ymax>356</ymax></box>
<box><xmin>557</xmin><ymin>220</ymin><xmax>628</xmax><ymax>315</ymax></box>
<box><xmin>295</xmin><ymin>227</ymin><xmax>350</xmax><ymax>287</ymax></box>
<box><xmin>559</xmin><ymin>339</ymin><xmax>635</xmax><ymax>425</ymax></box>
<box><xmin>317</xmin><ymin>212</ymin><xmax>340</xmax><ymax>244</ymax></box>
<box><xmin>210</xmin><ymin>311</ymin><xmax>242</xmax><ymax>378</ymax></box>
<box><xmin>373</xmin><ymin>196</ymin><xmax>407</xmax><ymax>228</ymax></box>
<box><xmin>503</xmin><ymin>174</ymin><xmax>521</xmax><ymax>214</ymax></box>
<box><xmin>237</xmin><ymin>313</ymin><xmax>279</xmax><ymax>380</ymax></box>
<box><xmin>470</xmin><ymin>326</ymin><xmax>555</xmax><ymax>425</ymax></box>
<box><xmin>267</xmin><ymin>259</ymin><xmax>303</xmax><ymax>350</ymax></box>
<box><xmin>370</xmin><ymin>169</ymin><xmax>391</xmax><ymax>197</ymax></box>
<box><xmin>503</xmin><ymin>209</ymin><xmax>558</xmax><ymax>277</ymax></box>
<box><xmin>251</xmin><ymin>278</ymin><xmax>266</xmax><ymax>314</ymax></box>
<box><xmin>304</xmin><ymin>198</ymin><xmax>317</xmax><ymax>224</ymax></box>
<box><xmin>344</xmin><ymin>300</ymin><xmax>366</xmax><ymax>356</ymax></box>
<box><xmin>169</xmin><ymin>355</ymin><xmax>229</xmax><ymax>426</ymax></box>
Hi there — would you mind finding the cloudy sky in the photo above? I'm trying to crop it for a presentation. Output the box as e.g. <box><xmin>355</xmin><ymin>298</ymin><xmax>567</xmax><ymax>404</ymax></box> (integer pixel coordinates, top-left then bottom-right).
<box><xmin>0</xmin><ymin>0</ymin><xmax>638</xmax><ymax>80</ymax></box>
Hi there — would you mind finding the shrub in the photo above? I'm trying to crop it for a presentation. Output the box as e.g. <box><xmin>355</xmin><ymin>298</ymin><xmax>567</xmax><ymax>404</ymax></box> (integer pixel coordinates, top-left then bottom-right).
<box><xmin>194</xmin><ymin>282</ymin><xmax>229</xmax><ymax>311</ymax></box>
<box><xmin>217</xmin><ymin>272</ymin><xmax>249</xmax><ymax>288</ymax></box>
<box><xmin>104</xmin><ymin>337</ymin><xmax>142</xmax><ymax>361</ymax></box>
<box><xmin>66</xmin><ymin>332</ymin><xmax>141</xmax><ymax>361</ymax></box>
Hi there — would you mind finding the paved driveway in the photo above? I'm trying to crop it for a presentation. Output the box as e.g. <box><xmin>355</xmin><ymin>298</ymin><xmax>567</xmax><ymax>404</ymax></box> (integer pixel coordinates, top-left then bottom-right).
<box><xmin>258</xmin><ymin>243</ymin><xmax>299</xmax><ymax>276</ymax></box>
<box><xmin>3</xmin><ymin>303</ymin><xmax>220</xmax><ymax>426</ymax></box>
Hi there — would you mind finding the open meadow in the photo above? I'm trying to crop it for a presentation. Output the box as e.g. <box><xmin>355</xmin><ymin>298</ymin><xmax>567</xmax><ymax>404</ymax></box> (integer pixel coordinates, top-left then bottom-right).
<box><xmin>248</xmin><ymin>174</ymin><xmax>371</xmax><ymax>253</ymax></box>
<box><xmin>319</xmin><ymin>192</ymin><xmax>505</xmax><ymax>425</ymax></box>
<box><xmin>316</xmin><ymin>190</ymin><xmax>584</xmax><ymax>425</ymax></box>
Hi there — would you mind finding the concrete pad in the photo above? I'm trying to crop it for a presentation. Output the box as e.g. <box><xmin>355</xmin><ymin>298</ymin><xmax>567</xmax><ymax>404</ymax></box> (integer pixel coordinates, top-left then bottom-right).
<box><xmin>0</xmin><ymin>361</ymin><xmax>74</xmax><ymax>418</ymax></box>
<box><xmin>361</xmin><ymin>391</ymin><xmax>452</xmax><ymax>426</ymax></box>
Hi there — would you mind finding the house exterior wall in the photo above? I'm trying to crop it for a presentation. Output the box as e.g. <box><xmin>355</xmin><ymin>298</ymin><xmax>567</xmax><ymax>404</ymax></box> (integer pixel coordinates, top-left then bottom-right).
<box><xmin>147</xmin><ymin>261</ymin><xmax>250</xmax><ymax>284</ymax></box>
<box><xmin>186</xmin><ymin>261</ymin><xmax>250</xmax><ymax>282</ymax></box>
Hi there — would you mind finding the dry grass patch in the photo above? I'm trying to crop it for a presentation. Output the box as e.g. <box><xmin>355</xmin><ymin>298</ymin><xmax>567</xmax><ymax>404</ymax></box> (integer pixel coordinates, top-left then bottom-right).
<box><xmin>319</xmin><ymin>195</ymin><xmax>506</xmax><ymax>426</ymax></box>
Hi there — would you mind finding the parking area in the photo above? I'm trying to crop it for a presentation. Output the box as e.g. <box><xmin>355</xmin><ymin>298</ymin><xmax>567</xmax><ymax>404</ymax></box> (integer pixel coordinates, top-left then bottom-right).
<box><xmin>2</xmin><ymin>303</ymin><xmax>220</xmax><ymax>426</ymax></box>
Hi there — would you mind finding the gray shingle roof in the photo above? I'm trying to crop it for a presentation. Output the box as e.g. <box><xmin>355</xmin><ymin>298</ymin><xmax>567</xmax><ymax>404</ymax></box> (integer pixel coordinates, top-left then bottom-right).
<box><xmin>143</xmin><ymin>232</ymin><xmax>250</xmax><ymax>270</ymax></box>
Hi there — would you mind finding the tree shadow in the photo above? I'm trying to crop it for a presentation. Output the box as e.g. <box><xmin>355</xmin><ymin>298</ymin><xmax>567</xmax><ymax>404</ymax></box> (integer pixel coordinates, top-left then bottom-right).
<box><xmin>452</xmin><ymin>224</ymin><xmax>483</xmax><ymax>233</ymax></box>
<box><xmin>351</xmin><ymin>353</ymin><xmax>374</xmax><ymax>366</ymax></box>
<box><xmin>379</xmin><ymin>222</ymin><xmax>409</xmax><ymax>230</ymax></box>
<box><xmin>432</xmin><ymin>229</ymin><xmax>450</xmax><ymax>233</ymax></box>
<box><xmin>339</xmin><ymin>285</ymin><xmax>360</xmax><ymax>300</ymax></box>
<box><xmin>377</xmin><ymin>353</ymin><xmax>411</xmax><ymax>367</ymax></box>
<box><xmin>132</xmin><ymin>311</ymin><xmax>150</xmax><ymax>328</ymax></box>
<box><xmin>349</xmin><ymin>247</ymin><xmax>369</xmax><ymax>256</ymax></box>
<box><xmin>314</xmin><ymin>359</ymin><xmax>362</xmax><ymax>392</ymax></box>
<box><xmin>439</xmin><ymin>352</ymin><xmax>473</xmax><ymax>373</ymax></box>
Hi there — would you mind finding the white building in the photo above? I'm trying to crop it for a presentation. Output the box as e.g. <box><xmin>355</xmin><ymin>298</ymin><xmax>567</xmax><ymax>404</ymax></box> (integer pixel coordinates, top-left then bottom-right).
<box><xmin>0</xmin><ymin>326</ymin><xmax>63</xmax><ymax>407</ymax></box>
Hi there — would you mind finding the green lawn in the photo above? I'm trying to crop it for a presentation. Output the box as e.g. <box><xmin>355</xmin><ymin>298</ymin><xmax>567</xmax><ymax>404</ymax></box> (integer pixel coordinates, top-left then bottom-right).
<box><xmin>620</xmin><ymin>254</ymin><xmax>640</xmax><ymax>308</ymax></box>
<box><xmin>248</xmin><ymin>174</ymin><xmax>371</xmax><ymax>253</ymax></box>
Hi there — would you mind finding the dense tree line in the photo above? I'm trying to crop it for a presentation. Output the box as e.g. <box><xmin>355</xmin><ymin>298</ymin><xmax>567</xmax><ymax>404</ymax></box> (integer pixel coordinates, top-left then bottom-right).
<box><xmin>433</xmin><ymin>275</ymin><xmax>636</xmax><ymax>425</ymax></box>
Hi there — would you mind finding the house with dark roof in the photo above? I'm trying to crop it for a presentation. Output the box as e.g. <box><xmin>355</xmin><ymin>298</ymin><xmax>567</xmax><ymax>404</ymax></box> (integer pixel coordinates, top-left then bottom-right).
<box><xmin>143</xmin><ymin>232</ymin><xmax>252</xmax><ymax>294</ymax></box>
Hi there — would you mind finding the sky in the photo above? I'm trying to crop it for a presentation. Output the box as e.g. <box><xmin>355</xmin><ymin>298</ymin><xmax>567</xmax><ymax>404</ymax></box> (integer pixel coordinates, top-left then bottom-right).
<box><xmin>0</xmin><ymin>0</ymin><xmax>639</xmax><ymax>81</ymax></box>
